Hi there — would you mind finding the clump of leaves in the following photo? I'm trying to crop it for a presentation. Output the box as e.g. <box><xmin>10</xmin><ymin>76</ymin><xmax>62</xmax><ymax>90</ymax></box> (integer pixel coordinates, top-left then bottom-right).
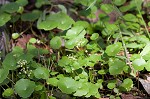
<box><xmin>0</xmin><ymin>0</ymin><xmax>150</xmax><ymax>99</ymax></box>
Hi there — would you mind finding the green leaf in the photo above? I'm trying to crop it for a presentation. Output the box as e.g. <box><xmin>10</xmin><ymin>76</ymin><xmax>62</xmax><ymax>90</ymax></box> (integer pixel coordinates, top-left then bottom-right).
<box><xmin>132</xmin><ymin>58</ymin><xmax>146</xmax><ymax>71</ymax></box>
<box><xmin>119</xmin><ymin>78</ymin><xmax>133</xmax><ymax>91</ymax></box>
<box><xmin>0</xmin><ymin>69</ymin><xmax>9</xmax><ymax>83</ymax></box>
<box><xmin>29</xmin><ymin>38</ymin><xmax>37</xmax><ymax>44</ymax></box>
<box><xmin>57</xmin><ymin>77</ymin><xmax>78</xmax><ymax>94</ymax></box>
<box><xmin>65</xmin><ymin>39</ymin><xmax>76</xmax><ymax>49</ymax></box>
<box><xmin>85</xmin><ymin>83</ymin><xmax>99</xmax><ymax>97</ymax></box>
<box><xmin>15</xmin><ymin>79</ymin><xmax>36</xmax><ymax>98</ymax></box>
<box><xmin>17</xmin><ymin>6</ymin><xmax>24</xmax><ymax>14</ymax></box>
<box><xmin>109</xmin><ymin>58</ymin><xmax>126</xmax><ymax>75</ymax></box>
<box><xmin>2</xmin><ymin>88</ymin><xmax>14</xmax><ymax>97</ymax></box>
<box><xmin>105</xmin><ymin>23</ymin><xmax>118</xmax><ymax>32</ymax></box>
<box><xmin>46</xmin><ymin>78</ymin><xmax>58</xmax><ymax>86</ymax></box>
<box><xmin>107</xmin><ymin>82</ymin><xmax>116</xmax><ymax>89</ymax></box>
<box><xmin>113</xmin><ymin>0</ymin><xmax>126</xmax><ymax>6</ymax></box>
<box><xmin>16</xmin><ymin>0</ymin><xmax>28</xmax><ymax>6</ymax></box>
<box><xmin>37</xmin><ymin>12</ymin><xmax>74</xmax><ymax>30</ymax></box>
<box><xmin>49</xmin><ymin>96</ymin><xmax>56</xmax><ymax>99</ymax></box>
<box><xmin>66</xmin><ymin>26</ymin><xmax>85</xmax><ymax>39</ymax></box>
<box><xmin>12</xmin><ymin>33</ymin><xmax>20</xmax><ymax>39</ymax></box>
<box><xmin>119</xmin><ymin>0</ymin><xmax>142</xmax><ymax>12</ymax></box>
<box><xmin>65</xmin><ymin>27</ymin><xmax>86</xmax><ymax>49</ymax></box>
<box><xmin>1</xmin><ymin>2</ymin><xmax>20</xmax><ymax>13</ymax></box>
<box><xmin>74</xmin><ymin>82</ymin><xmax>89</xmax><ymax>96</ymax></box>
<box><xmin>123</xmin><ymin>66</ymin><xmax>129</xmax><ymax>73</ymax></box>
<box><xmin>100</xmin><ymin>4</ymin><xmax>114</xmax><ymax>14</ymax></box>
<box><xmin>123</xmin><ymin>14</ymin><xmax>138</xmax><ymax>22</ymax></box>
<box><xmin>98</xmin><ymin>69</ymin><xmax>107</xmax><ymax>74</ymax></box>
<box><xmin>35</xmin><ymin>0</ymin><xmax>49</xmax><ymax>8</ymax></box>
<box><xmin>33</xmin><ymin>67</ymin><xmax>49</xmax><ymax>79</ymax></box>
<box><xmin>74</xmin><ymin>21</ymin><xmax>90</xmax><ymax>29</ymax></box>
<box><xmin>126</xmin><ymin>43</ymin><xmax>143</xmax><ymax>49</ymax></box>
<box><xmin>58</xmin><ymin>56</ymin><xmax>71</xmax><ymax>67</ymax></box>
<box><xmin>35</xmin><ymin>84</ymin><xmax>43</xmax><ymax>91</ymax></box>
<box><xmin>21</xmin><ymin>10</ymin><xmax>41</xmax><ymax>21</ymax></box>
<box><xmin>50</xmin><ymin>36</ymin><xmax>62</xmax><ymax>49</ymax></box>
<box><xmin>90</xmin><ymin>33</ymin><xmax>99</xmax><ymax>40</ymax></box>
<box><xmin>74</xmin><ymin>0</ymin><xmax>100</xmax><ymax>6</ymax></box>
<box><xmin>0</xmin><ymin>13</ymin><xmax>11</xmax><ymax>26</ymax></box>
<box><xmin>10</xmin><ymin>14</ymin><xmax>20</xmax><ymax>22</ymax></box>
<box><xmin>105</xmin><ymin>42</ymin><xmax>122</xmax><ymax>56</ymax></box>
<box><xmin>3</xmin><ymin>53</ymin><xmax>17</xmax><ymax>70</ymax></box>
<box><xmin>144</xmin><ymin>60</ymin><xmax>150</xmax><ymax>71</ymax></box>
<box><xmin>140</xmin><ymin>43</ymin><xmax>150</xmax><ymax>56</ymax></box>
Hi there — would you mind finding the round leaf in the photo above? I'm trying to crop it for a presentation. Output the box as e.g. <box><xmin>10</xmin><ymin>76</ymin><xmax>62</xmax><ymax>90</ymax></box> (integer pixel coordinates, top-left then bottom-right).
<box><xmin>37</xmin><ymin>12</ymin><xmax>74</xmax><ymax>30</ymax></box>
<box><xmin>107</xmin><ymin>83</ymin><xmax>116</xmax><ymax>89</ymax></box>
<box><xmin>33</xmin><ymin>67</ymin><xmax>49</xmax><ymax>79</ymax></box>
<box><xmin>90</xmin><ymin>33</ymin><xmax>99</xmax><ymax>40</ymax></box>
<box><xmin>46</xmin><ymin>78</ymin><xmax>58</xmax><ymax>87</ymax></box>
<box><xmin>119</xmin><ymin>78</ymin><xmax>133</xmax><ymax>91</ymax></box>
<box><xmin>2</xmin><ymin>88</ymin><xmax>13</xmax><ymax>97</ymax></box>
<box><xmin>57</xmin><ymin>77</ymin><xmax>78</xmax><ymax>94</ymax></box>
<box><xmin>74</xmin><ymin>83</ymin><xmax>89</xmax><ymax>96</ymax></box>
<box><xmin>29</xmin><ymin>38</ymin><xmax>37</xmax><ymax>44</ymax></box>
<box><xmin>66</xmin><ymin>26</ymin><xmax>84</xmax><ymax>39</ymax></box>
<box><xmin>50</xmin><ymin>36</ymin><xmax>62</xmax><ymax>49</ymax></box>
<box><xmin>132</xmin><ymin>58</ymin><xmax>146</xmax><ymax>71</ymax></box>
<box><xmin>85</xmin><ymin>83</ymin><xmax>99</xmax><ymax>97</ymax></box>
<box><xmin>1</xmin><ymin>2</ymin><xmax>19</xmax><ymax>13</ymax></box>
<box><xmin>100</xmin><ymin>4</ymin><xmax>114</xmax><ymax>14</ymax></box>
<box><xmin>14</xmin><ymin>79</ymin><xmax>36</xmax><ymax>98</ymax></box>
<box><xmin>109</xmin><ymin>58</ymin><xmax>126</xmax><ymax>75</ymax></box>
<box><xmin>12</xmin><ymin>33</ymin><xmax>20</xmax><ymax>39</ymax></box>
<box><xmin>105</xmin><ymin>42</ymin><xmax>122</xmax><ymax>56</ymax></box>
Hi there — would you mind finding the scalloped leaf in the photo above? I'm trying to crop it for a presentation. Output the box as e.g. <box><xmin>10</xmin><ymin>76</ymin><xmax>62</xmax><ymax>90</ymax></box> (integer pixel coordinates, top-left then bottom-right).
<box><xmin>50</xmin><ymin>36</ymin><xmax>62</xmax><ymax>49</ymax></box>
<box><xmin>57</xmin><ymin>77</ymin><xmax>79</xmax><ymax>94</ymax></box>
<box><xmin>1</xmin><ymin>2</ymin><xmax>19</xmax><ymax>13</ymax></box>
<box><xmin>109</xmin><ymin>58</ymin><xmax>126</xmax><ymax>75</ymax></box>
<box><xmin>37</xmin><ymin>12</ymin><xmax>74</xmax><ymax>30</ymax></box>
<box><xmin>33</xmin><ymin>67</ymin><xmax>49</xmax><ymax>79</ymax></box>
<box><xmin>105</xmin><ymin>42</ymin><xmax>122</xmax><ymax>56</ymax></box>
<box><xmin>132</xmin><ymin>58</ymin><xmax>146</xmax><ymax>71</ymax></box>
<box><xmin>119</xmin><ymin>78</ymin><xmax>133</xmax><ymax>91</ymax></box>
<box><xmin>14</xmin><ymin>79</ymin><xmax>36</xmax><ymax>98</ymax></box>
<box><xmin>2</xmin><ymin>88</ymin><xmax>14</xmax><ymax>97</ymax></box>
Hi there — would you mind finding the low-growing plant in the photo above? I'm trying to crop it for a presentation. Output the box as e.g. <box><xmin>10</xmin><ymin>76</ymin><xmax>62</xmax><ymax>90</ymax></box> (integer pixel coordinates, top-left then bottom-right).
<box><xmin>0</xmin><ymin>0</ymin><xmax>150</xmax><ymax>98</ymax></box>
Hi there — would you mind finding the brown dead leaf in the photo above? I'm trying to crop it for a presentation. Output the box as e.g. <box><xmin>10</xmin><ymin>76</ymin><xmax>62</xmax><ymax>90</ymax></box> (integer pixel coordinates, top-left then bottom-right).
<box><xmin>16</xmin><ymin>34</ymin><xmax>33</xmax><ymax>49</ymax></box>
<box><xmin>139</xmin><ymin>77</ymin><xmax>150</xmax><ymax>95</ymax></box>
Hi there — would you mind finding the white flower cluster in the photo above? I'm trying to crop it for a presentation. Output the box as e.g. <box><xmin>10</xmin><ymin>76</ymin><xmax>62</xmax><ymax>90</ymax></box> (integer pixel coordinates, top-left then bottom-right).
<box><xmin>67</xmin><ymin>53</ymin><xmax>77</xmax><ymax>60</ymax></box>
<box><xmin>17</xmin><ymin>59</ymin><xmax>32</xmax><ymax>77</ymax></box>
<box><xmin>17</xmin><ymin>59</ymin><xmax>27</xmax><ymax>67</ymax></box>
<box><xmin>36</xmin><ymin>39</ymin><xmax>41</xmax><ymax>44</ymax></box>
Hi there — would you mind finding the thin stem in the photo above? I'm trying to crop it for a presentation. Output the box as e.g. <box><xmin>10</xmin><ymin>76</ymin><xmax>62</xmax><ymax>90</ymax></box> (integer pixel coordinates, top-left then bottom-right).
<box><xmin>118</xmin><ymin>26</ymin><xmax>135</xmax><ymax>76</ymax></box>
<box><xmin>134</xmin><ymin>0</ymin><xmax>150</xmax><ymax>38</ymax></box>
